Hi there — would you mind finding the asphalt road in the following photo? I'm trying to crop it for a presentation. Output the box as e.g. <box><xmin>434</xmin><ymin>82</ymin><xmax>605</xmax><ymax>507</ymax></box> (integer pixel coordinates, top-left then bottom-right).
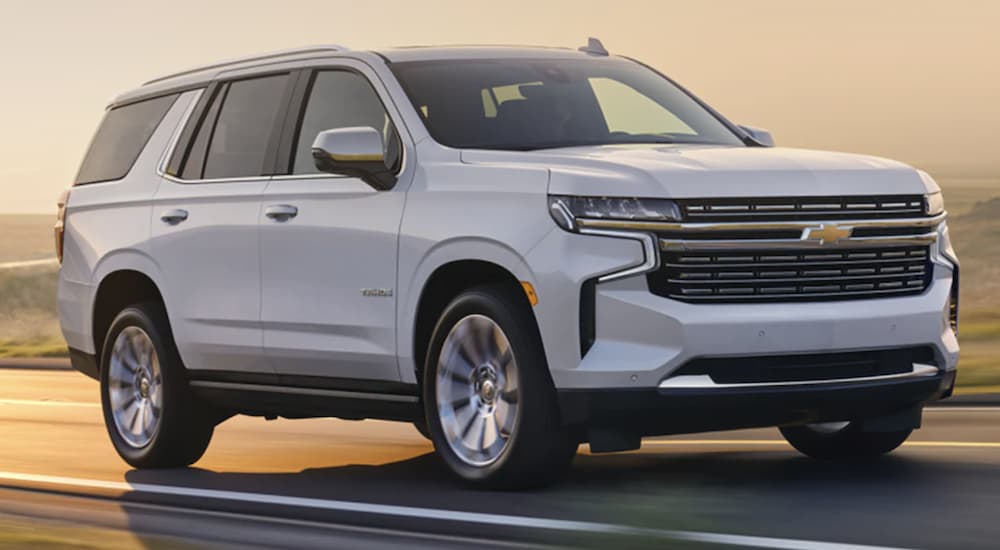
<box><xmin>1</xmin><ymin>368</ymin><xmax>999</xmax><ymax>549</ymax></box>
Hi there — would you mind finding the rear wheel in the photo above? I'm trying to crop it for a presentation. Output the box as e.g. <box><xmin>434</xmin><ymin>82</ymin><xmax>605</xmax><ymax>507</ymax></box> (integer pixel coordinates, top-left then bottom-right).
<box><xmin>780</xmin><ymin>421</ymin><xmax>912</xmax><ymax>460</ymax></box>
<box><xmin>423</xmin><ymin>284</ymin><xmax>576</xmax><ymax>488</ymax></box>
<box><xmin>100</xmin><ymin>302</ymin><xmax>215</xmax><ymax>468</ymax></box>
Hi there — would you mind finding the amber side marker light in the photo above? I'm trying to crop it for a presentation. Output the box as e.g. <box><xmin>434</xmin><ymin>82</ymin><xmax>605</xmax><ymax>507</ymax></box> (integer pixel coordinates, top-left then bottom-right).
<box><xmin>55</xmin><ymin>189</ymin><xmax>70</xmax><ymax>264</ymax></box>
<box><xmin>520</xmin><ymin>281</ymin><xmax>539</xmax><ymax>306</ymax></box>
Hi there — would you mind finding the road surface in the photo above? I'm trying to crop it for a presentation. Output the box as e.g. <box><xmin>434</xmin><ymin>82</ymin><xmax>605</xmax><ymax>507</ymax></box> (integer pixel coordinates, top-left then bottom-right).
<box><xmin>1</xmin><ymin>368</ymin><xmax>999</xmax><ymax>549</ymax></box>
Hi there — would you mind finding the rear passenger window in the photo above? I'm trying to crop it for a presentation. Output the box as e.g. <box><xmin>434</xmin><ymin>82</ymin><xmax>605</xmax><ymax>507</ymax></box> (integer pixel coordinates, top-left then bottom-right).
<box><xmin>202</xmin><ymin>75</ymin><xmax>289</xmax><ymax>179</ymax></box>
<box><xmin>174</xmin><ymin>75</ymin><xmax>290</xmax><ymax>180</ymax></box>
<box><xmin>75</xmin><ymin>94</ymin><xmax>178</xmax><ymax>185</ymax></box>
<box><xmin>292</xmin><ymin>71</ymin><xmax>400</xmax><ymax>174</ymax></box>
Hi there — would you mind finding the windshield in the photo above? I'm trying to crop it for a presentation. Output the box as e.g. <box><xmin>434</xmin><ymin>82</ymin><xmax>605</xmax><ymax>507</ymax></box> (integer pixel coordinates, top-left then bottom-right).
<box><xmin>390</xmin><ymin>58</ymin><xmax>745</xmax><ymax>150</ymax></box>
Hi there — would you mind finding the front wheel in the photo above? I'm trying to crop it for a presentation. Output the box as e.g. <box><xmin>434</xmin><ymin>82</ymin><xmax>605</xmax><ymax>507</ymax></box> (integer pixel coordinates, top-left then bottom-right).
<box><xmin>423</xmin><ymin>284</ymin><xmax>576</xmax><ymax>488</ymax></box>
<box><xmin>100</xmin><ymin>302</ymin><xmax>215</xmax><ymax>469</ymax></box>
<box><xmin>780</xmin><ymin>421</ymin><xmax>912</xmax><ymax>460</ymax></box>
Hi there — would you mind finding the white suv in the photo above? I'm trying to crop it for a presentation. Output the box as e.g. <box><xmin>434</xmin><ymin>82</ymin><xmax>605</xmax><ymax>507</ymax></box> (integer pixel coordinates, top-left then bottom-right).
<box><xmin>57</xmin><ymin>41</ymin><xmax>959</xmax><ymax>488</ymax></box>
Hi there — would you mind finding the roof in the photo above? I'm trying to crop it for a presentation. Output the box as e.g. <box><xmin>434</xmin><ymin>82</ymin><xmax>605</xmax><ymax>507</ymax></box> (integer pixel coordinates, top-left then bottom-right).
<box><xmin>142</xmin><ymin>45</ymin><xmax>350</xmax><ymax>86</ymax></box>
<box><xmin>113</xmin><ymin>43</ymin><xmax>614</xmax><ymax>107</ymax></box>
<box><xmin>113</xmin><ymin>45</ymin><xmax>352</xmax><ymax>107</ymax></box>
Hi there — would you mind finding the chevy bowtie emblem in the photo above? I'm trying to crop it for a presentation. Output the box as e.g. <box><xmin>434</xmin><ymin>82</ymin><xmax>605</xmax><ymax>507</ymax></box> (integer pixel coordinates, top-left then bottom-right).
<box><xmin>802</xmin><ymin>223</ymin><xmax>853</xmax><ymax>245</ymax></box>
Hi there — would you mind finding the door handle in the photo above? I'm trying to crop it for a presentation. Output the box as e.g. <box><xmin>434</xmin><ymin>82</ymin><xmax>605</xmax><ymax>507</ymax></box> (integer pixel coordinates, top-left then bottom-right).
<box><xmin>160</xmin><ymin>209</ymin><xmax>189</xmax><ymax>225</ymax></box>
<box><xmin>265</xmin><ymin>204</ymin><xmax>299</xmax><ymax>222</ymax></box>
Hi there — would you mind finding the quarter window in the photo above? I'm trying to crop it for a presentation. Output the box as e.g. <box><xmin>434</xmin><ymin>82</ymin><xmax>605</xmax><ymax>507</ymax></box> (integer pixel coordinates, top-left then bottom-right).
<box><xmin>75</xmin><ymin>94</ymin><xmax>178</xmax><ymax>185</ymax></box>
<box><xmin>292</xmin><ymin>71</ymin><xmax>400</xmax><ymax>175</ymax></box>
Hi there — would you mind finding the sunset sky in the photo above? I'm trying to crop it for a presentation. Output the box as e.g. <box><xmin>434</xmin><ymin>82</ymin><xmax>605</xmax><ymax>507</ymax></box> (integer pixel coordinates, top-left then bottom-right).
<box><xmin>1</xmin><ymin>0</ymin><xmax>997</xmax><ymax>213</ymax></box>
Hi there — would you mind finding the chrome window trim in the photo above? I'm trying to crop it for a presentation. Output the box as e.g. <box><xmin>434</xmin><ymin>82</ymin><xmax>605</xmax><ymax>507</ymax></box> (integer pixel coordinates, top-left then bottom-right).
<box><xmin>658</xmin><ymin>363</ymin><xmax>939</xmax><ymax>390</ymax></box>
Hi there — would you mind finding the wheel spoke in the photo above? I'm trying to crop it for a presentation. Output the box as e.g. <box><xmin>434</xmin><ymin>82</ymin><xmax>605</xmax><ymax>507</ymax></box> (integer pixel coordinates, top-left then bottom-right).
<box><xmin>118</xmin><ymin>394</ymin><xmax>138</xmax><ymax>412</ymax></box>
<box><xmin>478</xmin><ymin>319</ymin><xmax>499</xmax><ymax>362</ymax></box>
<box><xmin>482</xmin><ymin>414</ymin><xmax>498</xmax><ymax>450</ymax></box>
<box><xmin>460</xmin><ymin>410</ymin><xmax>479</xmax><ymax>439</ymax></box>
<box><xmin>497</xmin><ymin>345</ymin><xmax>513</xmax><ymax>371</ymax></box>
<box><xmin>128</xmin><ymin>404</ymin><xmax>142</xmax><ymax>435</ymax></box>
<box><xmin>449</xmin><ymin>365</ymin><xmax>472</xmax><ymax>384</ymax></box>
<box><xmin>477</xmin><ymin>417</ymin><xmax>488</xmax><ymax>452</ymax></box>
<box><xmin>457</xmin><ymin>336</ymin><xmax>481</xmax><ymax>368</ymax></box>
<box><xmin>451</xmin><ymin>395</ymin><xmax>472</xmax><ymax>410</ymax></box>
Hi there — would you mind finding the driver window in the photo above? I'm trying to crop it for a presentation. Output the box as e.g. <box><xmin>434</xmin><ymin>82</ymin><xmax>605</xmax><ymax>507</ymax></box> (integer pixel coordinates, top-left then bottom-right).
<box><xmin>293</xmin><ymin>70</ymin><xmax>400</xmax><ymax>174</ymax></box>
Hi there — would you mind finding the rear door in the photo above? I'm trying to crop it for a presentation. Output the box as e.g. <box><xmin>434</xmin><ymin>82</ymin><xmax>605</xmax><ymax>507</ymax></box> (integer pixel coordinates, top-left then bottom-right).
<box><xmin>151</xmin><ymin>73</ymin><xmax>295</xmax><ymax>374</ymax></box>
<box><xmin>259</xmin><ymin>64</ymin><xmax>409</xmax><ymax>383</ymax></box>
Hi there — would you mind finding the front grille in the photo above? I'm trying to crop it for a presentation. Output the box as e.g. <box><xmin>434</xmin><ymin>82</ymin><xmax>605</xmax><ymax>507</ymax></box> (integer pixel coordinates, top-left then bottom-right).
<box><xmin>650</xmin><ymin>246</ymin><xmax>932</xmax><ymax>303</ymax></box>
<box><xmin>677</xmin><ymin>195</ymin><xmax>926</xmax><ymax>222</ymax></box>
<box><xmin>671</xmin><ymin>347</ymin><xmax>936</xmax><ymax>385</ymax></box>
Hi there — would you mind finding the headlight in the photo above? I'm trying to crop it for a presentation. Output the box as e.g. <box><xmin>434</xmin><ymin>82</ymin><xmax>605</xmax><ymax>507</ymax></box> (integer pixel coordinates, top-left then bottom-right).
<box><xmin>925</xmin><ymin>192</ymin><xmax>945</xmax><ymax>216</ymax></box>
<box><xmin>548</xmin><ymin>196</ymin><xmax>682</xmax><ymax>231</ymax></box>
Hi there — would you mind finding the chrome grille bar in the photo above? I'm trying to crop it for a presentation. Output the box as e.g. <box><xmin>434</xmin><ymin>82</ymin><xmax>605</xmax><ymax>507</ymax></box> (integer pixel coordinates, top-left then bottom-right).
<box><xmin>577</xmin><ymin>212</ymin><xmax>945</xmax><ymax>234</ymax></box>
<box><xmin>678</xmin><ymin>195</ymin><xmax>926</xmax><ymax>222</ymax></box>
<box><xmin>659</xmin><ymin>232</ymin><xmax>937</xmax><ymax>251</ymax></box>
<box><xmin>650</xmin><ymin>246</ymin><xmax>932</xmax><ymax>303</ymax></box>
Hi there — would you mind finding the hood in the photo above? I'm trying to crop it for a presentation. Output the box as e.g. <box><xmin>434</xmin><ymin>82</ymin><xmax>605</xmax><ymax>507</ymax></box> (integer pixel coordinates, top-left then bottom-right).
<box><xmin>460</xmin><ymin>145</ymin><xmax>937</xmax><ymax>198</ymax></box>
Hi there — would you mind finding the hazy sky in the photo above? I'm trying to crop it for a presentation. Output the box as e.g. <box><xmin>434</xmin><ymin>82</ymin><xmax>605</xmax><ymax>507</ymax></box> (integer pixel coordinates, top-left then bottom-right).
<box><xmin>1</xmin><ymin>0</ymin><xmax>997</xmax><ymax>213</ymax></box>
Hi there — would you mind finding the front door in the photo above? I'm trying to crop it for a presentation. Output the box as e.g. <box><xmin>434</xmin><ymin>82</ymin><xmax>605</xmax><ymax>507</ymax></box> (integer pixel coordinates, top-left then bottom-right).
<box><xmin>259</xmin><ymin>68</ymin><xmax>408</xmax><ymax>382</ymax></box>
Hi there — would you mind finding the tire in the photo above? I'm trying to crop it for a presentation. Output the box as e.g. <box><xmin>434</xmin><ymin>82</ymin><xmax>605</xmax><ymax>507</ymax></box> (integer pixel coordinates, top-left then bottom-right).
<box><xmin>99</xmin><ymin>302</ymin><xmax>215</xmax><ymax>468</ymax></box>
<box><xmin>780</xmin><ymin>421</ymin><xmax>912</xmax><ymax>460</ymax></box>
<box><xmin>423</xmin><ymin>284</ymin><xmax>576</xmax><ymax>489</ymax></box>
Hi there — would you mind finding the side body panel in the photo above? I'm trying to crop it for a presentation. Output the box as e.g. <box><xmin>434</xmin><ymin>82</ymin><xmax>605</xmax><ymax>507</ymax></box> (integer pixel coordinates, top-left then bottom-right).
<box><xmin>58</xmin><ymin>91</ymin><xmax>200</xmax><ymax>355</ymax></box>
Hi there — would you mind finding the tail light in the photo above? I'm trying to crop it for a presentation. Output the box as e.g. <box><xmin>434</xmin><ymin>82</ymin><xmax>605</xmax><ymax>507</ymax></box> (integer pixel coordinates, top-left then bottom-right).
<box><xmin>55</xmin><ymin>189</ymin><xmax>70</xmax><ymax>264</ymax></box>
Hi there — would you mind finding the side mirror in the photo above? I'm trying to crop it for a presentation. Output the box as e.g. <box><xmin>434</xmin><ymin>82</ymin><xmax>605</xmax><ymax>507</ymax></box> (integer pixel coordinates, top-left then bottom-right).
<box><xmin>738</xmin><ymin>125</ymin><xmax>775</xmax><ymax>147</ymax></box>
<box><xmin>312</xmin><ymin>127</ymin><xmax>396</xmax><ymax>190</ymax></box>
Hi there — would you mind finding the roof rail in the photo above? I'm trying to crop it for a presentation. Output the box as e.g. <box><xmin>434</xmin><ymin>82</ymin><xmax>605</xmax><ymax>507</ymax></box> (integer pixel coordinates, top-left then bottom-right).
<box><xmin>143</xmin><ymin>44</ymin><xmax>349</xmax><ymax>86</ymax></box>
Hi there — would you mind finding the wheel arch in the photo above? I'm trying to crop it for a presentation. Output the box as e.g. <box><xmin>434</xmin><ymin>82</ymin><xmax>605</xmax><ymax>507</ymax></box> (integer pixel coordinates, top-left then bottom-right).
<box><xmin>408</xmin><ymin>255</ymin><xmax>541</xmax><ymax>387</ymax></box>
<box><xmin>91</xmin><ymin>262</ymin><xmax>169</xmax><ymax>365</ymax></box>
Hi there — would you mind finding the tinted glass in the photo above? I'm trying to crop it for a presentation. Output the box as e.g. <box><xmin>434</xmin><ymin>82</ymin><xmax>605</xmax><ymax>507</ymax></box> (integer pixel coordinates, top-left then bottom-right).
<box><xmin>293</xmin><ymin>71</ymin><xmax>399</xmax><ymax>174</ymax></box>
<box><xmin>203</xmin><ymin>75</ymin><xmax>288</xmax><ymax>179</ymax></box>
<box><xmin>179</xmin><ymin>87</ymin><xmax>224</xmax><ymax>180</ymax></box>
<box><xmin>391</xmin><ymin>59</ymin><xmax>743</xmax><ymax>150</ymax></box>
<box><xmin>75</xmin><ymin>94</ymin><xmax>178</xmax><ymax>185</ymax></box>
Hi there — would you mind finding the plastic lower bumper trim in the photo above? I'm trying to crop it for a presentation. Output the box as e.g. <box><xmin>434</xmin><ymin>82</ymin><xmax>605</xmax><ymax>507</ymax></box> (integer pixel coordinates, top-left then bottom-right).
<box><xmin>558</xmin><ymin>372</ymin><xmax>948</xmax><ymax>438</ymax></box>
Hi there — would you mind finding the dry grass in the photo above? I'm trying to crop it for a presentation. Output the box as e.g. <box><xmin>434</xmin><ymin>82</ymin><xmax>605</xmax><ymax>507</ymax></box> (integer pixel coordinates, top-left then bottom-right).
<box><xmin>0</xmin><ymin>264</ymin><xmax>65</xmax><ymax>357</ymax></box>
<box><xmin>0</xmin><ymin>214</ymin><xmax>54</xmax><ymax>263</ymax></box>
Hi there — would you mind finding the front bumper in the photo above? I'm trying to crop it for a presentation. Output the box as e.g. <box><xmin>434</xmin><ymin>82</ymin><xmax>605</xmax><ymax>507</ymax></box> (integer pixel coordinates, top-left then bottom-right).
<box><xmin>559</xmin><ymin>368</ymin><xmax>953</xmax><ymax>439</ymax></box>
<box><xmin>544</xmin><ymin>254</ymin><xmax>959</xmax><ymax>390</ymax></box>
